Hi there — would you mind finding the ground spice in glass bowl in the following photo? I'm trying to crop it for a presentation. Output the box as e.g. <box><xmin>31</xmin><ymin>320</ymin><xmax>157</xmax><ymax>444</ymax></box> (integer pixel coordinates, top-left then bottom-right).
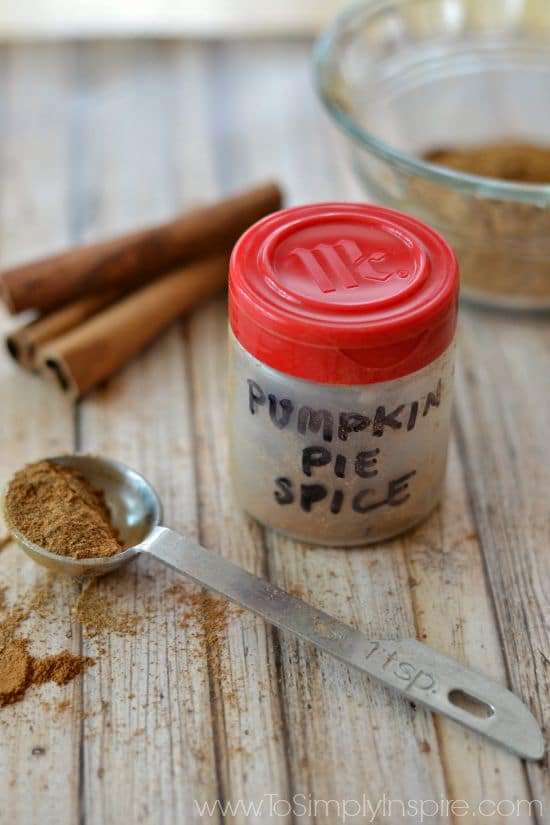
<box><xmin>425</xmin><ymin>142</ymin><xmax>550</xmax><ymax>185</ymax></box>
<box><xmin>408</xmin><ymin>141</ymin><xmax>550</xmax><ymax>308</ymax></box>
<box><xmin>4</xmin><ymin>460</ymin><xmax>122</xmax><ymax>560</ymax></box>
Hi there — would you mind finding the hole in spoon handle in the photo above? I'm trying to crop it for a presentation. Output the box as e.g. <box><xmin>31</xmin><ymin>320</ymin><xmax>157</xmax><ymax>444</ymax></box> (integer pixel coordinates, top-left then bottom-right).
<box><xmin>448</xmin><ymin>689</ymin><xmax>495</xmax><ymax>718</ymax></box>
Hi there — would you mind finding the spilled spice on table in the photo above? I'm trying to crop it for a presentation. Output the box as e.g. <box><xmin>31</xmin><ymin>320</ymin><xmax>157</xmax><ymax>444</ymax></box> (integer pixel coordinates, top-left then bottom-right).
<box><xmin>27</xmin><ymin>574</ymin><xmax>55</xmax><ymax>618</ymax></box>
<box><xmin>73</xmin><ymin>579</ymin><xmax>143</xmax><ymax>638</ymax></box>
<box><xmin>55</xmin><ymin>697</ymin><xmax>72</xmax><ymax>716</ymax></box>
<box><xmin>0</xmin><ymin>557</ymin><xmax>244</xmax><ymax>712</ymax></box>
<box><xmin>168</xmin><ymin>583</ymin><xmax>243</xmax><ymax>697</ymax></box>
<box><xmin>177</xmin><ymin>589</ymin><xmax>233</xmax><ymax>674</ymax></box>
<box><xmin>33</xmin><ymin>651</ymin><xmax>93</xmax><ymax>686</ymax></box>
<box><xmin>0</xmin><ymin>603</ymin><xmax>93</xmax><ymax>708</ymax></box>
<box><xmin>182</xmin><ymin>593</ymin><xmax>234</xmax><ymax>702</ymax></box>
<box><xmin>178</xmin><ymin>592</ymin><xmax>231</xmax><ymax>640</ymax></box>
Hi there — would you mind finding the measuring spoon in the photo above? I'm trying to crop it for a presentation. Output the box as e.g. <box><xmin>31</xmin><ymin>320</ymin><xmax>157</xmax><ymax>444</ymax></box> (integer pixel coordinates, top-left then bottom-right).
<box><xmin>3</xmin><ymin>455</ymin><xmax>544</xmax><ymax>761</ymax></box>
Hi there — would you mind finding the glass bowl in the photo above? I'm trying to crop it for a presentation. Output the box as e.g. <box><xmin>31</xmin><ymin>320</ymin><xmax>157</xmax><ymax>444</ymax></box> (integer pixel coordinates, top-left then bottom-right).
<box><xmin>315</xmin><ymin>0</ymin><xmax>550</xmax><ymax>310</ymax></box>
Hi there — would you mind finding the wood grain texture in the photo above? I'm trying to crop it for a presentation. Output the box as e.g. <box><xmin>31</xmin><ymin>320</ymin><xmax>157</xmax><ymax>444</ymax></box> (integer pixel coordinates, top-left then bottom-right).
<box><xmin>0</xmin><ymin>43</ymin><xmax>81</xmax><ymax>825</ymax></box>
<box><xmin>73</xmin><ymin>41</ymin><xmax>221</xmax><ymax>825</ymax></box>
<box><xmin>454</xmin><ymin>314</ymin><xmax>550</xmax><ymax>809</ymax></box>
<box><xmin>0</xmin><ymin>39</ymin><xmax>547</xmax><ymax>825</ymax></box>
<box><xmin>189</xmin><ymin>300</ymin><xmax>291</xmax><ymax>820</ymax></box>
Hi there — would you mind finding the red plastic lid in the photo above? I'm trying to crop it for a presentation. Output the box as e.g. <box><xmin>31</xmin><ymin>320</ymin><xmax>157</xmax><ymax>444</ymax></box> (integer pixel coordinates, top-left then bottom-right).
<box><xmin>229</xmin><ymin>203</ymin><xmax>459</xmax><ymax>384</ymax></box>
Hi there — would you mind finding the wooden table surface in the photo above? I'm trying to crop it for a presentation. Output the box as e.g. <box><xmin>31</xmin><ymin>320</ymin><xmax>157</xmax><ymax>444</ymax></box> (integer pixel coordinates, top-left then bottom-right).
<box><xmin>0</xmin><ymin>40</ymin><xmax>548</xmax><ymax>825</ymax></box>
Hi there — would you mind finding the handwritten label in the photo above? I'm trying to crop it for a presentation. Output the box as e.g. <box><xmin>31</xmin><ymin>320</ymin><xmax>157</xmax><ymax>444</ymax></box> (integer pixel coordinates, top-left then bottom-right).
<box><xmin>247</xmin><ymin>379</ymin><xmax>441</xmax><ymax>441</ymax></box>
<box><xmin>245</xmin><ymin>377</ymin><xmax>443</xmax><ymax>527</ymax></box>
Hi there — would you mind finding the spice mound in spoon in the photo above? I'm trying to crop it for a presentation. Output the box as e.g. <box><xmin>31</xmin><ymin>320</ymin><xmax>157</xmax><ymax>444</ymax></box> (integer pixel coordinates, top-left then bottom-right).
<box><xmin>4</xmin><ymin>460</ymin><xmax>122</xmax><ymax>559</ymax></box>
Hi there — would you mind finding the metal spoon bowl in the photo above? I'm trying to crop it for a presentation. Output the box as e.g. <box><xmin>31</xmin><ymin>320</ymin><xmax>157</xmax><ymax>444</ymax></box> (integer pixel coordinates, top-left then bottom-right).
<box><xmin>3</xmin><ymin>455</ymin><xmax>161</xmax><ymax>578</ymax></box>
<box><xmin>1</xmin><ymin>454</ymin><xmax>545</xmax><ymax>761</ymax></box>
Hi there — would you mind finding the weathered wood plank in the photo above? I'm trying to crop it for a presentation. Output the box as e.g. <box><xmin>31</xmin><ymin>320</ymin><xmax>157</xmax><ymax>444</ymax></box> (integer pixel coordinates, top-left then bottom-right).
<box><xmin>188</xmin><ymin>299</ymin><xmax>291</xmax><ymax>823</ymax></box>
<box><xmin>265</xmin><ymin>533</ymin><xmax>450</xmax><ymax>813</ymax></box>
<box><xmin>455</xmin><ymin>311</ymin><xmax>550</xmax><ymax>811</ymax></box>
<box><xmin>74</xmin><ymin>41</ymin><xmax>220</xmax><ymax>825</ymax></box>
<box><xmin>0</xmin><ymin>43</ymin><xmax>80</xmax><ymax>825</ymax></box>
<box><xmin>404</xmin><ymin>430</ymin><xmax>534</xmax><ymax>819</ymax></box>
<box><xmin>180</xmin><ymin>42</ymin><xmax>292</xmax><ymax>822</ymax></box>
<box><xmin>79</xmin><ymin>338</ymin><xmax>221</xmax><ymax>825</ymax></box>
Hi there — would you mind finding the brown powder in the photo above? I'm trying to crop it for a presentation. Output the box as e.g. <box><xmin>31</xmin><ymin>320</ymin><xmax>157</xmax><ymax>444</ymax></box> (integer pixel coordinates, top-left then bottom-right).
<box><xmin>0</xmin><ymin>641</ymin><xmax>31</xmax><ymax>704</ymax></box>
<box><xmin>407</xmin><ymin>141</ymin><xmax>550</xmax><ymax>304</ymax></box>
<box><xmin>178</xmin><ymin>591</ymin><xmax>232</xmax><ymax>643</ymax></box>
<box><xmin>32</xmin><ymin>650</ymin><xmax>94</xmax><ymax>687</ymax></box>
<box><xmin>4</xmin><ymin>460</ymin><xmax>122</xmax><ymax>559</ymax></box>
<box><xmin>0</xmin><ymin>605</ymin><xmax>93</xmax><ymax>708</ymax></box>
<box><xmin>426</xmin><ymin>142</ymin><xmax>550</xmax><ymax>184</ymax></box>
<box><xmin>0</xmin><ymin>606</ymin><xmax>27</xmax><ymax>651</ymax></box>
<box><xmin>172</xmin><ymin>585</ymin><xmax>233</xmax><ymax>648</ymax></box>
<box><xmin>55</xmin><ymin>697</ymin><xmax>72</xmax><ymax>716</ymax></box>
<box><xmin>0</xmin><ymin>534</ymin><xmax>11</xmax><ymax>552</ymax></box>
<box><xmin>174</xmin><ymin>586</ymin><xmax>243</xmax><ymax>701</ymax></box>
<box><xmin>73</xmin><ymin>580</ymin><xmax>142</xmax><ymax>637</ymax></box>
<box><xmin>188</xmin><ymin>595</ymin><xmax>233</xmax><ymax>698</ymax></box>
<box><xmin>27</xmin><ymin>574</ymin><xmax>56</xmax><ymax>619</ymax></box>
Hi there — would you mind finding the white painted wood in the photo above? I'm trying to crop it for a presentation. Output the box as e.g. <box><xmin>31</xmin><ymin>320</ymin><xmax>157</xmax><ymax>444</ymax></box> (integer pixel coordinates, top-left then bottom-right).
<box><xmin>0</xmin><ymin>43</ymin><xmax>80</xmax><ymax>825</ymax></box>
<box><xmin>455</xmin><ymin>314</ymin><xmax>550</xmax><ymax>811</ymax></box>
<box><xmin>403</xmin><ymin>431</ymin><xmax>534</xmax><ymax>819</ymax></box>
<box><xmin>168</xmin><ymin>45</ymin><xmax>294</xmax><ymax>822</ymax></box>
<box><xmin>74</xmin><ymin>42</ymin><xmax>221</xmax><ymax>825</ymax></box>
<box><xmin>0</xmin><ymin>40</ymin><xmax>547</xmax><ymax>825</ymax></box>
<box><xmin>188</xmin><ymin>300</ymin><xmax>291</xmax><ymax>823</ymax></box>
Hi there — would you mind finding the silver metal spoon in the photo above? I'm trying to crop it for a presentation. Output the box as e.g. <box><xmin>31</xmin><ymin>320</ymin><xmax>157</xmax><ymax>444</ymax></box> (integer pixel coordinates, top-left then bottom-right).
<box><xmin>3</xmin><ymin>454</ymin><xmax>544</xmax><ymax>761</ymax></box>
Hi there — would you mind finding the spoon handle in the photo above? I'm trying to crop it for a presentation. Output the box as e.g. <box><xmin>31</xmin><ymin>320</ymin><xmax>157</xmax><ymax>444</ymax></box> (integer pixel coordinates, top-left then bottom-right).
<box><xmin>143</xmin><ymin>526</ymin><xmax>544</xmax><ymax>761</ymax></box>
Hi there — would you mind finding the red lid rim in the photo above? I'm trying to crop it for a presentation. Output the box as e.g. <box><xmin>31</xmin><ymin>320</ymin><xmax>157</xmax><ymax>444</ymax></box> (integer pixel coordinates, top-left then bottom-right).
<box><xmin>229</xmin><ymin>202</ymin><xmax>459</xmax><ymax>383</ymax></box>
<box><xmin>230</xmin><ymin>203</ymin><xmax>458</xmax><ymax>346</ymax></box>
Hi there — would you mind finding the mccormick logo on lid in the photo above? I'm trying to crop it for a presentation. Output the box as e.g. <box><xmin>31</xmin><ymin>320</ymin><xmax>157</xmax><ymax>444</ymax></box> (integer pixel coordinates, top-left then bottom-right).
<box><xmin>270</xmin><ymin>220</ymin><xmax>425</xmax><ymax>308</ymax></box>
<box><xmin>289</xmin><ymin>239</ymin><xmax>410</xmax><ymax>293</ymax></box>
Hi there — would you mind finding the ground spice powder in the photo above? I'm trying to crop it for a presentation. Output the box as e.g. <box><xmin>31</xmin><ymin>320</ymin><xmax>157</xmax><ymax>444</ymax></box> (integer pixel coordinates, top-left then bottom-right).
<box><xmin>412</xmin><ymin>141</ymin><xmax>550</xmax><ymax>303</ymax></box>
<box><xmin>4</xmin><ymin>460</ymin><xmax>122</xmax><ymax>559</ymax></box>
<box><xmin>426</xmin><ymin>141</ymin><xmax>550</xmax><ymax>184</ymax></box>
<box><xmin>73</xmin><ymin>579</ymin><xmax>143</xmax><ymax>637</ymax></box>
<box><xmin>0</xmin><ymin>605</ymin><xmax>93</xmax><ymax>708</ymax></box>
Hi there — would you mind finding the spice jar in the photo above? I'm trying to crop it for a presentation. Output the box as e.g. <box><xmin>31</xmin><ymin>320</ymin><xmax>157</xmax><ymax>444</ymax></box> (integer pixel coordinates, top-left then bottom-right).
<box><xmin>228</xmin><ymin>203</ymin><xmax>459</xmax><ymax>546</ymax></box>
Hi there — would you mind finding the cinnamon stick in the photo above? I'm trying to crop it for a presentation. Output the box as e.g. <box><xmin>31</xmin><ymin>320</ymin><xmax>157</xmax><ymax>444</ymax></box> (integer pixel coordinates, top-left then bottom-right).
<box><xmin>0</xmin><ymin>183</ymin><xmax>281</xmax><ymax>315</ymax></box>
<box><xmin>6</xmin><ymin>288</ymin><xmax>126</xmax><ymax>371</ymax></box>
<box><xmin>39</xmin><ymin>255</ymin><xmax>228</xmax><ymax>398</ymax></box>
